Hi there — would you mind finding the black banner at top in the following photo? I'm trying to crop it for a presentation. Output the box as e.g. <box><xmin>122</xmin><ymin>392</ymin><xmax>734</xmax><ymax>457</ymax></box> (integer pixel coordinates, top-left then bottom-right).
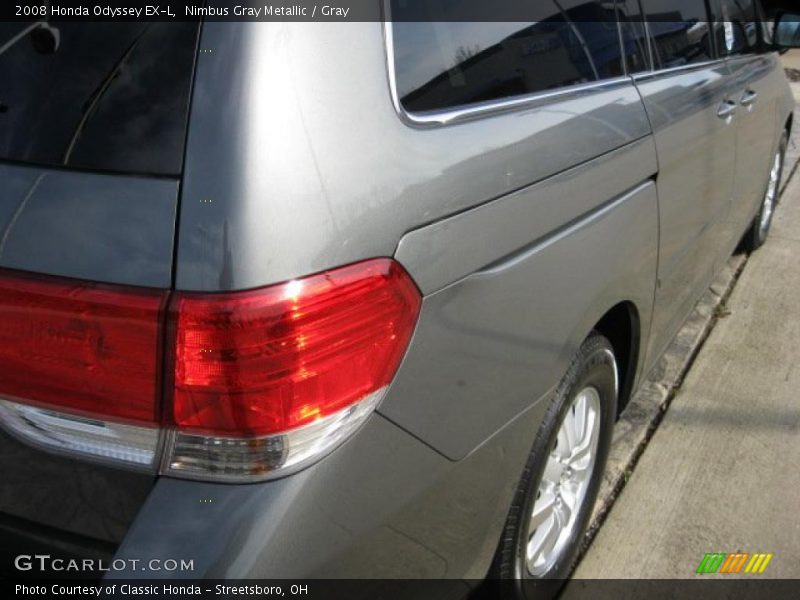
<box><xmin>4</xmin><ymin>0</ymin><xmax>800</xmax><ymax>23</ymax></box>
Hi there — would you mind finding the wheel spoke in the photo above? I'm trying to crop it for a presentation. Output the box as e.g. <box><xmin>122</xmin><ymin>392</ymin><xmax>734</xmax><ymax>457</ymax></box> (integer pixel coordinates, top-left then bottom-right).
<box><xmin>556</xmin><ymin>495</ymin><xmax>573</xmax><ymax>527</ymax></box>
<box><xmin>542</xmin><ymin>455</ymin><xmax>564</xmax><ymax>486</ymax></box>
<box><xmin>574</xmin><ymin>393</ymin><xmax>591</xmax><ymax>448</ymax></box>
<box><xmin>562</xmin><ymin>407</ymin><xmax>578</xmax><ymax>454</ymax></box>
<box><xmin>572</xmin><ymin>395</ymin><xmax>585</xmax><ymax>445</ymax></box>
<box><xmin>527</xmin><ymin>513</ymin><xmax>558</xmax><ymax>565</ymax></box>
<box><xmin>569</xmin><ymin>408</ymin><xmax>597</xmax><ymax>470</ymax></box>
<box><xmin>554</xmin><ymin>422</ymin><xmax>572</xmax><ymax>460</ymax></box>
<box><xmin>534</xmin><ymin>512</ymin><xmax>562</xmax><ymax>563</ymax></box>
<box><xmin>560</xmin><ymin>485</ymin><xmax>578</xmax><ymax>513</ymax></box>
<box><xmin>530</xmin><ymin>488</ymin><xmax>556</xmax><ymax>531</ymax></box>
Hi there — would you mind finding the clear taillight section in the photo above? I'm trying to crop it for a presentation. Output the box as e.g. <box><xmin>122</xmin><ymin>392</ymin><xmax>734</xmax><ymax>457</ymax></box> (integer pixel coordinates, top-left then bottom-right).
<box><xmin>0</xmin><ymin>260</ymin><xmax>421</xmax><ymax>481</ymax></box>
<box><xmin>0</xmin><ymin>400</ymin><xmax>160</xmax><ymax>467</ymax></box>
<box><xmin>162</xmin><ymin>389</ymin><xmax>385</xmax><ymax>482</ymax></box>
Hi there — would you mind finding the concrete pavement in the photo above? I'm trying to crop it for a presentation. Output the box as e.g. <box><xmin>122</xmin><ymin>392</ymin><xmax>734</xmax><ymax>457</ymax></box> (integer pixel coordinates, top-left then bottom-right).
<box><xmin>782</xmin><ymin>49</ymin><xmax>800</xmax><ymax>71</ymax></box>
<box><xmin>568</xmin><ymin>144</ymin><xmax>800</xmax><ymax>580</ymax></box>
<box><xmin>783</xmin><ymin>51</ymin><xmax>800</xmax><ymax>104</ymax></box>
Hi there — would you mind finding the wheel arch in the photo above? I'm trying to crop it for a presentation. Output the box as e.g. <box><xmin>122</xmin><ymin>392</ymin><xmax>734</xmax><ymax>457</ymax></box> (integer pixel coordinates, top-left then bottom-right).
<box><xmin>592</xmin><ymin>301</ymin><xmax>641</xmax><ymax>418</ymax></box>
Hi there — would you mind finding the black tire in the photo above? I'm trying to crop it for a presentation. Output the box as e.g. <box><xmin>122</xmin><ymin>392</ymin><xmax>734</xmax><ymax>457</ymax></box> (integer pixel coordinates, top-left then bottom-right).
<box><xmin>490</xmin><ymin>333</ymin><xmax>618</xmax><ymax>599</ymax></box>
<box><xmin>743</xmin><ymin>130</ymin><xmax>788</xmax><ymax>252</ymax></box>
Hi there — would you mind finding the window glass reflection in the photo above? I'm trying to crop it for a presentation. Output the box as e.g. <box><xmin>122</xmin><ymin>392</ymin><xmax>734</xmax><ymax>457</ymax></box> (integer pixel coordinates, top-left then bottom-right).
<box><xmin>639</xmin><ymin>0</ymin><xmax>714</xmax><ymax>68</ymax></box>
<box><xmin>392</xmin><ymin>0</ymin><xmax>628</xmax><ymax>113</ymax></box>
<box><xmin>0</xmin><ymin>23</ymin><xmax>199</xmax><ymax>176</ymax></box>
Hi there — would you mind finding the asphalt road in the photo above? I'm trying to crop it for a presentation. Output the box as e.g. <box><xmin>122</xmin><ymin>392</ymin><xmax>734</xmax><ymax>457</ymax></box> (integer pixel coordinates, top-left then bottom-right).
<box><xmin>568</xmin><ymin>141</ymin><xmax>800</xmax><ymax>579</ymax></box>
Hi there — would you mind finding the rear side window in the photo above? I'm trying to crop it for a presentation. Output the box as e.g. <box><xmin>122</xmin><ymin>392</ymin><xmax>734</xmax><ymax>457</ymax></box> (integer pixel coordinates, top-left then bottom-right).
<box><xmin>391</xmin><ymin>0</ymin><xmax>628</xmax><ymax>113</ymax></box>
<box><xmin>0</xmin><ymin>22</ymin><xmax>199</xmax><ymax>176</ymax></box>
<box><xmin>639</xmin><ymin>0</ymin><xmax>714</xmax><ymax>68</ymax></box>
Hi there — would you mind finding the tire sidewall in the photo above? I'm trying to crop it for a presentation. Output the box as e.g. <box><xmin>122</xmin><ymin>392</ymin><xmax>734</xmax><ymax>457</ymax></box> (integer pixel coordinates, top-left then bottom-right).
<box><xmin>512</xmin><ymin>337</ymin><xmax>617</xmax><ymax>598</ymax></box>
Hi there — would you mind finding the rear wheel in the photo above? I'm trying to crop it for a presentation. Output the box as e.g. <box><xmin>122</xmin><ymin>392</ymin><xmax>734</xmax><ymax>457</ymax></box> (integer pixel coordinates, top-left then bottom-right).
<box><xmin>491</xmin><ymin>333</ymin><xmax>618</xmax><ymax>599</ymax></box>
<box><xmin>743</xmin><ymin>131</ymin><xmax>787</xmax><ymax>252</ymax></box>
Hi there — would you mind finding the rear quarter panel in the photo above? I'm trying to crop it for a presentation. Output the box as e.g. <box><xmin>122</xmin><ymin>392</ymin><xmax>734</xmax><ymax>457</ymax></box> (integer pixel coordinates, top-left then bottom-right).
<box><xmin>174</xmin><ymin>21</ymin><xmax>659</xmax><ymax>460</ymax></box>
<box><xmin>386</xmin><ymin>175</ymin><xmax>659</xmax><ymax>460</ymax></box>
<box><xmin>174</xmin><ymin>22</ymin><xmax>654</xmax><ymax>293</ymax></box>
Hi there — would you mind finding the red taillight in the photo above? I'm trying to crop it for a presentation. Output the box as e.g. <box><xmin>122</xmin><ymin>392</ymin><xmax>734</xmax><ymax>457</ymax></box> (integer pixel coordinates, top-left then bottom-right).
<box><xmin>171</xmin><ymin>259</ymin><xmax>421</xmax><ymax>437</ymax></box>
<box><xmin>0</xmin><ymin>259</ymin><xmax>421</xmax><ymax>479</ymax></box>
<box><xmin>0</xmin><ymin>270</ymin><xmax>167</xmax><ymax>424</ymax></box>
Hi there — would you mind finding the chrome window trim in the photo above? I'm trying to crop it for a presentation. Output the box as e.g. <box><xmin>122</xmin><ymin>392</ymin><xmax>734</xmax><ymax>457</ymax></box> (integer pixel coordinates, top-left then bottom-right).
<box><xmin>382</xmin><ymin>5</ymin><xmax>730</xmax><ymax>128</ymax></box>
<box><xmin>382</xmin><ymin>17</ymin><xmax>634</xmax><ymax>129</ymax></box>
<box><xmin>631</xmin><ymin>58</ymin><xmax>729</xmax><ymax>82</ymax></box>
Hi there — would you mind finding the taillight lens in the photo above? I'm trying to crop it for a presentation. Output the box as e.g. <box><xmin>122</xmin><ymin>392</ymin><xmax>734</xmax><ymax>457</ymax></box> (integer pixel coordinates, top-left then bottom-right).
<box><xmin>0</xmin><ymin>260</ymin><xmax>421</xmax><ymax>481</ymax></box>
<box><xmin>0</xmin><ymin>270</ymin><xmax>166</xmax><ymax>424</ymax></box>
<box><xmin>171</xmin><ymin>259</ymin><xmax>420</xmax><ymax>436</ymax></box>
<box><xmin>164</xmin><ymin>259</ymin><xmax>421</xmax><ymax>481</ymax></box>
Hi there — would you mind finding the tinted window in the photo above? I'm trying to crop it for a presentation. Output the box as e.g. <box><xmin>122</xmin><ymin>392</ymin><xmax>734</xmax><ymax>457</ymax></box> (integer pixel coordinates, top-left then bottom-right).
<box><xmin>391</xmin><ymin>0</ymin><xmax>627</xmax><ymax>113</ymax></box>
<box><xmin>717</xmin><ymin>0</ymin><xmax>759</xmax><ymax>55</ymax></box>
<box><xmin>640</xmin><ymin>0</ymin><xmax>714</xmax><ymax>68</ymax></box>
<box><xmin>0</xmin><ymin>22</ymin><xmax>199</xmax><ymax>176</ymax></box>
<box><xmin>617</xmin><ymin>0</ymin><xmax>651</xmax><ymax>73</ymax></box>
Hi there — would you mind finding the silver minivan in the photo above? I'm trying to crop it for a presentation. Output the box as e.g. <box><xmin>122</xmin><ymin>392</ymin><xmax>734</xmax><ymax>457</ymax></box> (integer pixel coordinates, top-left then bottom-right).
<box><xmin>0</xmin><ymin>1</ymin><xmax>798</xmax><ymax>596</ymax></box>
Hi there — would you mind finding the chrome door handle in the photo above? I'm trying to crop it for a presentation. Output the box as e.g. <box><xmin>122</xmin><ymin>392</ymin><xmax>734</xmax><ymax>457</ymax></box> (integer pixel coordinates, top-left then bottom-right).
<box><xmin>717</xmin><ymin>101</ymin><xmax>737</xmax><ymax>122</ymax></box>
<box><xmin>740</xmin><ymin>90</ymin><xmax>759</xmax><ymax>108</ymax></box>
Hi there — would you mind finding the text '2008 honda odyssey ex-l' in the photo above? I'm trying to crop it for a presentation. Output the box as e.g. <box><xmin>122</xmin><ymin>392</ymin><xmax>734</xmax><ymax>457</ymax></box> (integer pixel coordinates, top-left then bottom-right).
<box><xmin>1</xmin><ymin>1</ymin><xmax>798</xmax><ymax>597</ymax></box>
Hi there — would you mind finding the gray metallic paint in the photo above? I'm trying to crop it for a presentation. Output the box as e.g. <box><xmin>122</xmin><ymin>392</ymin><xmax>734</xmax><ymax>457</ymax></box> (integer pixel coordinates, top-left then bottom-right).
<box><xmin>0</xmin><ymin>164</ymin><xmax>177</xmax><ymax>288</ymax></box>
<box><xmin>384</xmin><ymin>182</ymin><xmax>659</xmax><ymax>460</ymax></box>
<box><xmin>394</xmin><ymin>136</ymin><xmax>657</xmax><ymax>295</ymax></box>
<box><xmin>174</xmin><ymin>23</ymin><xmax>650</xmax><ymax>292</ymax></box>
<box><xmin>0</xmin><ymin>430</ymin><xmax>153</xmax><ymax>545</ymax></box>
<box><xmin>112</xmin><ymin>407</ymin><xmax>544</xmax><ymax>579</ymax></box>
<box><xmin>0</xmin><ymin>15</ymin><xmax>795</xmax><ymax>582</ymax></box>
<box><xmin>634</xmin><ymin>61</ymin><xmax>739</xmax><ymax>374</ymax></box>
<box><xmin>726</xmin><ymin>53</ymin><xmax>781</xmax><ymax>239</ymax></box>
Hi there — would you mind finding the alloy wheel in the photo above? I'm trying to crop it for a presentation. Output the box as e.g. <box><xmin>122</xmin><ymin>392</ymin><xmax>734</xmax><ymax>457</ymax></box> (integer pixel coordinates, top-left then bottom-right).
<box><xmin>525</xmin><ymin>387</ymin><xmax>601</xmax><ymax>576</ymax></box>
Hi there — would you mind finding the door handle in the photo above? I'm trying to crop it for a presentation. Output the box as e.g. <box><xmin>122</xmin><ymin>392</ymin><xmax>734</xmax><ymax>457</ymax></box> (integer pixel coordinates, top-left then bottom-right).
<box><xmin>740</xmin><ymin>90</ymin><xmax>759</xmax><ymax>109</ymax></box>
<box><xmin>717</xmin><ymin>101</ymin><xmax>737</xmax><ymax>122</ymax></box>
